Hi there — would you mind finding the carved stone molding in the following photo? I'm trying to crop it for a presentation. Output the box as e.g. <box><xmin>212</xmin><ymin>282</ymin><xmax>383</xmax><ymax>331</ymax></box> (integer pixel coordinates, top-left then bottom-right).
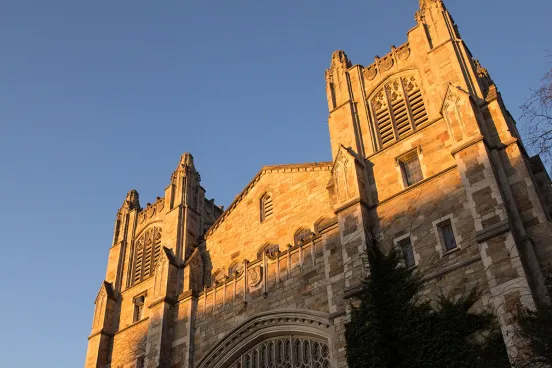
<box><xmin>197</xmin><ymin>310</ymin><xmax>333</xmax><ymax>368</ymax></box>
<box><xmin>379</xmin><ymin>54</ymin><xmax>394</xmax><ymax>72</ymax></box>
<box><xmin>396</xmin><ymin>43</ymin><xmax>411</xmax><ymax>61</ymax></box>
<box><xmin>248</xmin><ymin>265</ymin><xmax>262</xmax><ymax>287</ymax></box>
<box><xmin>363</xmin><ymin>65</ymin><xmax>377</xmax><ymax>80</ymax></box>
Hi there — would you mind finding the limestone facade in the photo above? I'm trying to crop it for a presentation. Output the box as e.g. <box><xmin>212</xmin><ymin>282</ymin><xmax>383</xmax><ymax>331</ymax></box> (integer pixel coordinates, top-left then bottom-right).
<box><xmin>85</xmin><ymin>1</ymin><xmax>552</xmax><ymax>366</ymax></box>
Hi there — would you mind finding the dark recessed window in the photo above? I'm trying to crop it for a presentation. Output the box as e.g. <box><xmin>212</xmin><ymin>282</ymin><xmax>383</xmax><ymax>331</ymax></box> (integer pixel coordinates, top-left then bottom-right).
<box><xmin>398</xmin><ymin>237</ymin><xmax>415</xmax><ymax>268</ymax></box>
<box><xmin>136</xmin><ymin>356</ymin><xmax>145</xmax><ymax>368</ymax></box>
<box><xmin>399</xmin><ymin>152</ymin><xmax>423</xmax><ymax>187</ymax></box>
<box><xmin>438</xmin><ymin>219</ymin><xmax>457</xmax><ymax>252</ymax></box>
<box><xmin>133</xmin><ymin>295</ymin><xmax>145</xmax><ymax>323</ymax></box>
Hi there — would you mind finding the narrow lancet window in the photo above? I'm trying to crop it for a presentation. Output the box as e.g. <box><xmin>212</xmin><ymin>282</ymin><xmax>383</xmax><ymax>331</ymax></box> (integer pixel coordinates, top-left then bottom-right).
<box><xmin>260</xmin><ymin>193</ymin><xmax>273</xmax><ymax>222</ymax></box>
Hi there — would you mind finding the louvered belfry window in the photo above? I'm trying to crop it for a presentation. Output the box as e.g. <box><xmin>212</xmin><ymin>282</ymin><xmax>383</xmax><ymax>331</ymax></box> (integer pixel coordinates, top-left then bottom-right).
<box><xmin>131</xmin><ymin>227</ymin><xmax>162</xmax><ymax>286</ymax></box>
<box><xmin>370</xmin><ymin>75</ymin><xmax>428</xmax><ymax>148</ymax></box>
<box><xmin>260</xmin><ymin>193</ymin><xmax>273</xmax><ymax>222</ymax></box>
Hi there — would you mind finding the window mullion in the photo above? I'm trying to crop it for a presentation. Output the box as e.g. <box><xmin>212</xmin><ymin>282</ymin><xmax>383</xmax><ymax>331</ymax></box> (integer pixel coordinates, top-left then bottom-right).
<box><xmin>128</xmin><ymin>241</ymin><xmax>136</xmax><ymax>287</ymax></box>
<box><xmin>399</xmin><ymin>76</ymin><xmax>416</xmax><ymax>132</ymax></box>
<box><xmin>139</xmin><ymin>237</ymin><xmax>145</xmax><ymax>282</ymax></box>
<box><xmin>383</xmin><ymin>82</ymin><xmax>399</xmax><ymax>142</ymax></box>
<box><xmin>370</xmin><ymin>100</ymin><xmax>384</xmax><ymax>150</ymax></box>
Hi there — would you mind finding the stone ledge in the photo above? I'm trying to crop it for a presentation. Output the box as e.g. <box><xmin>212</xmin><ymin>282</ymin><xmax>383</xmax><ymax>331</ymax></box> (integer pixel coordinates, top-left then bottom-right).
<box><xmin>113</xmin><ymin>317</ymin><xmax>150</xmax><ymax>336</ymax></box>
<box><xmin>148</xmin><ymin>296</ymin><xmax>177</xmax><ymax>309</ymax></box>
<box><xmin>450</xmin><ymin>135</ymin><xmax>484</xmax><ymax>156</ymax></box>
<box><xmin>371</xmin><ymin>165</ymin><xmax>457</xmax><ymax>208</ymax></box>
<box><xmin>475</xmin><ymin>219</ymin><xmax>510</xmax><ymax>243</ymax></box>
<box><xmin>343</xmin><ymin>284</ymin><xmax>363</xmax><ymax>300</ymax></box>
<box><xmin>329</xmin><ymin>99</ymin><xmax>351</xmax><ymax>114</ymax></box>
<box><xmin>422</xmin><ymin>255</ymin><xmax>481</xmax><ymax>282</ymax></box>
<box><xmin>87</xmin><ymin>329</ymin><xmax>114</xmax><ymax>340</ymax></box>
<box><xmin>333</xmin><ymin>197</ymin><xmax>370</xmax><ymax>214</ymax></box>
<box><xmin>329</xmin><ymin>310</ymin><xmax>346</xmax><ymax>319</ymax></box>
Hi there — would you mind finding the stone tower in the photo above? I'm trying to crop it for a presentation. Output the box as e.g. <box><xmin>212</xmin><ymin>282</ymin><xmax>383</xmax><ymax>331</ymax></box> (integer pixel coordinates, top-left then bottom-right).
<box><xmin>325</xmin><ymin>0</ymin><xmax>552</xmax><ymax>360</ymax></box>
<box><xmin>85</xmin><ymin>1</ymin><xmax>552</xmax><ymax>367</ymax></box>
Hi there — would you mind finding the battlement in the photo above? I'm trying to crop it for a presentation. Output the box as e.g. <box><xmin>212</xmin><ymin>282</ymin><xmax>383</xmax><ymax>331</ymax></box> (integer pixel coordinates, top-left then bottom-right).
<box><xmin>196</xmin><ymin>216</ymin><xmax>338</xmax><ymax>316</ymax></box>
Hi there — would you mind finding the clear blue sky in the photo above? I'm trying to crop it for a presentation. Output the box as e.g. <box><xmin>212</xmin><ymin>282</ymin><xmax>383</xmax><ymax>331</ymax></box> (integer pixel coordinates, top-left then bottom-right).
<box><xmin>0</xmin><ymin>1</ymin><xmax>550</xmax><ymax>366</ymax></box>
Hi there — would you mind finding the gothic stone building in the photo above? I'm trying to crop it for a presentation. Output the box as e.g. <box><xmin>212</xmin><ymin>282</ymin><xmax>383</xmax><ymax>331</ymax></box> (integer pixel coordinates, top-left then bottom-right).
<box><xmin>85</xmin><ymin>1</ymin><xmax>552</xmax><ymax>367</ymax></box>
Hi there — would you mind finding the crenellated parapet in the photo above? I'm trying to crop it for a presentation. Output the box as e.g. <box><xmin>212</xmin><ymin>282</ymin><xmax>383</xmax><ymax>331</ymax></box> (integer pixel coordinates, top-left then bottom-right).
<box><xmin>197</xmin><ymin>217</ymin><xmax>338</xmax><ymax>316</ymax></box>
<box><xmin>136</xmin><ymin>196</ymin><xmax>166</xmax><ymax>228</ymax></box>
<box><xmin>361</xmin><ymin>42</ymin><xmax>411</xmax><ymax>84</ymax></box>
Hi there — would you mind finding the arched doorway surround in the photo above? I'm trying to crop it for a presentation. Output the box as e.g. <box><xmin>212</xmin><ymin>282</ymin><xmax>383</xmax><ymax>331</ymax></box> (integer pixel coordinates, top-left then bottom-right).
<box><xmin>196</xmin><ymin>310</ymin><xmax>336</xmax><ymax>368</ymax></box>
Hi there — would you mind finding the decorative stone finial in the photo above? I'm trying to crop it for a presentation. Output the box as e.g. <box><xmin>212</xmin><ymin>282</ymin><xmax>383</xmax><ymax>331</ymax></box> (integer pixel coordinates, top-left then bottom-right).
<box><xmin>171</xmin><ymin>152</ymin><xmax>198</xmax><ymax>184</ymax></box>
<box><xmin>179</xmin><ymin>152</ymin><xmax>194</xmax><ymax>167</ymax></box>
<box><xmin>329</xmin><ymin>50</ymin><xmax>352</xmax><ymax>70</ymax></box>
<box><xmin>122</xmin><ymin>189</ymin><xmax>140</xmax><ymax>211</ymax></box>
<box><xmin>419</xmin><ymin>0</ymin><xmax>445</xmax><ymax>10</ymax></box>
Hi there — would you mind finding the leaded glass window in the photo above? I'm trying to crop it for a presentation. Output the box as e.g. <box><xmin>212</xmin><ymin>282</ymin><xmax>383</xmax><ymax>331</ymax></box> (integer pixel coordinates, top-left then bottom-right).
<box><xmin>228</xmin><ymin>336</ymin><xmax>330</xmax><ymax>368</ymax></box>
<box><xmin>438</xmin><ymin>219</ymin><xmax>457</xmax><ymax>252</ymax></box>
<box><xmin>399</xmin><ymin>152</ymin><xmax>423</xmax><ymax>187</ymax></box>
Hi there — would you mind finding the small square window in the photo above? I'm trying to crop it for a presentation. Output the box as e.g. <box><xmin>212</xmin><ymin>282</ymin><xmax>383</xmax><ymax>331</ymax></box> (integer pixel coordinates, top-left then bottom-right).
<box><xmin>133</xmin><ymin>295</ymin><xmax>145</xmax><ymax>323</ymax></box>
<box><xmin>438</xmin><ymin>219</ymin><xmax>457</xmax><ymax>252</ymax></box>
<box><xmin>397</xmin><ymin>237</ymin><xmax>415</xmax><ymax>268</ymax></box>
<box><xmin>399</xmin><ymin>153</ymin><xmax>423</xmax><ymax>187</ymax></box>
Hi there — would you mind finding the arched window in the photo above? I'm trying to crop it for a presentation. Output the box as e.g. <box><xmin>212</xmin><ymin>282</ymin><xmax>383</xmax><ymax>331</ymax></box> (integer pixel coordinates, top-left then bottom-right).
<box><xmin>257</xmin><ymin>244</ymin><xmax>280</xmax><ymax>259</ymax></box>
<box><xmin>314</xmin><ymin>217</ymin><xmax>336</xmax><ymax>234</ymax></box>
<box><xmin>260</xmin><ymin>193</ymin><xmax>273</xmax><ymax>222</ymax></box>
<box><xmin>370</xmin><ymin>74</ymin><xmax>428</xmax><ymax>148</ymax></box>
<box><xmin>227</xmin><ymin>336</ymin><xmax>330</xmax><ymax>368</ymax></box>
<box><xmin>131</xmin><ymin>227</ymin><xmax>162</xmax><ymax>286</ymax></box>
<box><xmin>212</xmin><ymin>269</ymin><xmax>226</xmax><ymax>284</ymax></box>
<box><xmin>294</xmin><ymin>228</ymin><xmax>313</xmax><ymax>246</ymax></box>
<box><xmin>228</xmin><ymin>262</ymin><xmax>244</xmax><ymax>277</ymax></box>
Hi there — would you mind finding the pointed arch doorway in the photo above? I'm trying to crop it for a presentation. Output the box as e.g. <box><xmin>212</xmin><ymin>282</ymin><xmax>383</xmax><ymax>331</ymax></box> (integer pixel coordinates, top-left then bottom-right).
<box><xmin>227</xmin><ymin>335</ymin><xmax>331</xmax><ymax>368</ymax></box>
<box><xmin>196</xmin><ymin>310</ymin><xmax>336</xmax><ymax>368</ymax></box>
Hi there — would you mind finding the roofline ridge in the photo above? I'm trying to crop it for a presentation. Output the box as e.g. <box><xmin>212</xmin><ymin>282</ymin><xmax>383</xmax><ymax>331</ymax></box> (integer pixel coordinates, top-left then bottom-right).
<box><xmin>204</xmin><ymin>161</ymin><xmax>333</xmax><ymax>239</ymax></box>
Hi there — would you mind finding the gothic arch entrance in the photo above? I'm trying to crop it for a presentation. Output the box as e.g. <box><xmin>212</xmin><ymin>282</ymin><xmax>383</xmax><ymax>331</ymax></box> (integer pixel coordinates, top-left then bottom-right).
<box><xmin>227</xmin><ymin>335</ymin><xmax>331</xmax><ymax>368</ymax></box>
<box><xmin>196</xmin><ymin>310</ymin><xmax>336</xmax><ymax>368</ymax></box>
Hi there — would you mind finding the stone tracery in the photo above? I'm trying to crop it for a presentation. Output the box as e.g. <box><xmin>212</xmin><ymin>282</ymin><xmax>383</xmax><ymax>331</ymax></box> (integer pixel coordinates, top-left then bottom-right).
<box><xmin>130</xmin><ymin>226</ymin><xmax>163</xmax><ymax>286</ymax></box>
<box><xmin>228</xmin><ymin>336</ymin><xmax>330</xmax><ymax>368</ymax></box>
<box><xmin>369</xmin><ymin>73</ymin><xmax>428</xmax><ymax>148</ymax></box>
